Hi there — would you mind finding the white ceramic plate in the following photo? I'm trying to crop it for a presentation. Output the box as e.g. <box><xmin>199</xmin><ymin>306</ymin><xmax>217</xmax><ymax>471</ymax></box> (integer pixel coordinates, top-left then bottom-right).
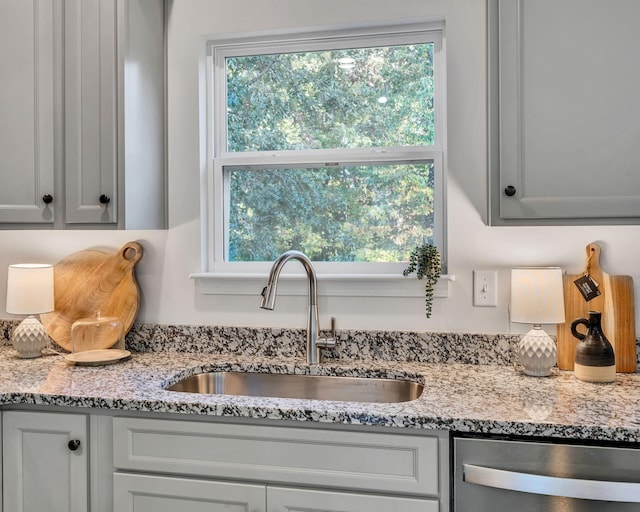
<box><xmin>64</xmin><ymin>349</ymin><xmax>131</xmax><ymax>366</ymax></box>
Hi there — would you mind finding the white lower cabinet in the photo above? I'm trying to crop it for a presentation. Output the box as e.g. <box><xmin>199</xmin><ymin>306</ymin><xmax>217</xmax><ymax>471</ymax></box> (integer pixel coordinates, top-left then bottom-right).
<box><xmin>113</xmin><ymin>473</ymin><xmax>436</xmax><ymax>512</ymax></box>
<box><xmin>112</xmin><ymin>417</ymin><xmax>447</xmax><ymax>512</ymax></box>
<box><xmin>0</xmin><ymin>410</ymin><xmax>448</xmax><ymax>512</ymax></box>
<box><xmin>2</xmin><ymin>411</ymin><xmax>88</xmax><ymax>512</ymax></box>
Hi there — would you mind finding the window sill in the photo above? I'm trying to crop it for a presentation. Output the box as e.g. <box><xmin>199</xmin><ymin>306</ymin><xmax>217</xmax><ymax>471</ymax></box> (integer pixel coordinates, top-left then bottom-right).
<box><xmin>190</xmin><ymin>272</ymin><xmax>455</xmax><ymax>298</ymax></box>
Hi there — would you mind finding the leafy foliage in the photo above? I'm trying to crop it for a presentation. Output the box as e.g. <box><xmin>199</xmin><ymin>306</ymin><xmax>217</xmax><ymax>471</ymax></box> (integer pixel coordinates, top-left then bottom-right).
<box><xmin>229</xmin><ymin>163</ymin><xmax>434</xmax><ymax>262</ymax></box>
<box><xmin>403</xmin><ymin>243</ymin><xmax>441</xmax><ymax>317</ymax></box>
<box><xmin>224</xmin><ymin>42</ymin><xmax>436</xmax><ymax>262</ymax></box>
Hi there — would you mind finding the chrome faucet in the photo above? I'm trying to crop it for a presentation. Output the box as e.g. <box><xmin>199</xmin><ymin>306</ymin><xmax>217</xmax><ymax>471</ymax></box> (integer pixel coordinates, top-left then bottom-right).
<box><xmin>260</xmin><ymin>250</ymin><xmax>336</xmax><ymax>365</ymax></box>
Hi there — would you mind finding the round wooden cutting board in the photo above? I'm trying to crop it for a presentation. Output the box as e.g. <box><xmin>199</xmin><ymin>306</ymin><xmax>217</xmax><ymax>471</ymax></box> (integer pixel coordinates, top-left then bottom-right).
<box><xmin>40</xmin><ymin>242</ymin><xmax>143</xmax><ymax>351</ymax></box>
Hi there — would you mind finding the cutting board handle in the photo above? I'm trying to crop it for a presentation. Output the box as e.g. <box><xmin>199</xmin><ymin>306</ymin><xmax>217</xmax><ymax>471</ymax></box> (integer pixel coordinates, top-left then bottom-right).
<box><xmin>585</xmin><ymin>243</ymin><xmax>601</xmax><ymax>275</ymax></box>
<box><xmin>118</xmin><ymin>242</ymin><xmax>143</xmax><ymax>268</ymax></box>
<box><xmin>98</xmin><ymin>243</ymin><xmax>143</xmax><ymax>287</ymax></box>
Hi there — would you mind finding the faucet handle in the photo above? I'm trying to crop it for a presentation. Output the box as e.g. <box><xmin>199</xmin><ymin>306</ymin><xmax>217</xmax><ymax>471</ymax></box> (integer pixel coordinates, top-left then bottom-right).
<box><xmin>316</xmin><ymin>317</ymin><xmax>337</xmax><ymax>349</ymax></box>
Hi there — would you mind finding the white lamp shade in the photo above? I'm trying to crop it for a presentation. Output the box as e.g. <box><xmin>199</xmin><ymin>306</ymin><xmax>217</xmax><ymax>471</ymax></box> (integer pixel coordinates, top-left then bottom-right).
<box><xmin>510</xmin><ymin>267</ymin><xmax>565</xmax><ymax>325</ymax></box>
<box><xmin>6</xmin><ymin>264</ymin><xmax>54</xmax><ymax>315</ymax></box>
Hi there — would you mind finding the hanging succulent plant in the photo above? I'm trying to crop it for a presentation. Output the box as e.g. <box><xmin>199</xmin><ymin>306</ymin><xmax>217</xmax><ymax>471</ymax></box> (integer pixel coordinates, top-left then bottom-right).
<box><xmin>402</xmin><ymin>243</ymin><xmax>441</xmax><ymax>318</ymax></box>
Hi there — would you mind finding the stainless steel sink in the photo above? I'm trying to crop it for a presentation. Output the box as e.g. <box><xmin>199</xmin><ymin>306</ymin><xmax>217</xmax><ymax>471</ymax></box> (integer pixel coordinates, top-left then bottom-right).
<box><xmin>166</xmin><ymin>371</ymin><xmax>423</xmax><ymax>403</ymax></box>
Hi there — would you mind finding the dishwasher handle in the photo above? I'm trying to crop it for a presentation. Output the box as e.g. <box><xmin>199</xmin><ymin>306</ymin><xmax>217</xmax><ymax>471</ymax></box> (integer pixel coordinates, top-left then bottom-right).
<box><xmin>463</xmin><ymin>463</ymin><xmax>640</xmax><ymax>503</ymax></box>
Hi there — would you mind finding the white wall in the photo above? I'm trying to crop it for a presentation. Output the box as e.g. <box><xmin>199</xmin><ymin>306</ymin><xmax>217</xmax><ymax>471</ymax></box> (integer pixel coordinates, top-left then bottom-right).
<box><xmin>1</xmin><ymin>0</ymin><xmax>639</xmax><ymax>336</ymax></box>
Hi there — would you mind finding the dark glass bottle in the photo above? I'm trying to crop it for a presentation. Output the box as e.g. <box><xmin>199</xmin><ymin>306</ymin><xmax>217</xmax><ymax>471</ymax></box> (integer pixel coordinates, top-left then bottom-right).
<box><xmin>570</xmin><ymin>311</ymin><xmax>615</xmax><ymax>383</ymax></box>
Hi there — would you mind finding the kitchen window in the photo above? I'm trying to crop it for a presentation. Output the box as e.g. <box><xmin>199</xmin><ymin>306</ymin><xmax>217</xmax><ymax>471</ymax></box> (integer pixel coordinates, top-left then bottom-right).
<box><xmin>196</xmin><ymin>23</ymin><xmax>447</xmax><ymax>297</ymax></box>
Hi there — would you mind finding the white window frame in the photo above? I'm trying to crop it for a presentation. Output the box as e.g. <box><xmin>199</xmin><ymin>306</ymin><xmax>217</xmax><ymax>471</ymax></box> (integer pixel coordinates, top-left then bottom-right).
<box><xmin>193</xmin><ymin>22</ymin><xmax>452</xmax><ymax>298</ymax></box>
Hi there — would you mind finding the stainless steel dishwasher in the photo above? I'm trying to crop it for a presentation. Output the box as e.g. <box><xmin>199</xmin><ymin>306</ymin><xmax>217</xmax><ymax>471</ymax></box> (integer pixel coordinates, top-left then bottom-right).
<box><xmin>453</xmin><ymin>436</ymin><xmax>640</xmax><ymax>511</ymax></box>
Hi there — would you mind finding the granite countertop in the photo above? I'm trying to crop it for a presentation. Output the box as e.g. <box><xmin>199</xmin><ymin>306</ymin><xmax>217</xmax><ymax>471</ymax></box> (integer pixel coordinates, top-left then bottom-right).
<box><xmin>0</xmin><ymin>345</ymin><xmax>639</xmax><ymax>443</ymax></box>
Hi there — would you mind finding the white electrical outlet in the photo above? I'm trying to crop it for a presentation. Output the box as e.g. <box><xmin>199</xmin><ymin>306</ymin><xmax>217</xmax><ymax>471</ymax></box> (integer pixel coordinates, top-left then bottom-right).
<box><xmin>473</xmin><ymin>270</ymin><xmax>498</xmax><ymax>307</ymax></box>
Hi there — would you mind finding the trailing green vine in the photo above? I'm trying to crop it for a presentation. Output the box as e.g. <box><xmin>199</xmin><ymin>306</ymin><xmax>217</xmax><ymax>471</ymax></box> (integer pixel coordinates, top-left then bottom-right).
<box><xmin>403</xmin><ymin>243</ymin><xmax>441</xmax><ymax>317</ymax></box>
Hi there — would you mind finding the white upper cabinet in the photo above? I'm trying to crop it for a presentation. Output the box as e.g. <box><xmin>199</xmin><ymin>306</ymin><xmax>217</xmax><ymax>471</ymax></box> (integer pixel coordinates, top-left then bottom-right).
<box><xmin>489</xmin><ymin>0</ymin><xmax>640</xmax><ymax>225</ymax></box>
<box><xmin>0</xmin><ymin>0</ymin><xmax>57</xmax><ymax>224</ymax></box>
<box><xmin>64</xmin><ymin>0</ymin><xmax>118</xmax><ymax>224</ymax></box>
<box><xmin>0</xmin><ymin>0</ymin><xmax>165</xmax><ymax>229</ymax></box>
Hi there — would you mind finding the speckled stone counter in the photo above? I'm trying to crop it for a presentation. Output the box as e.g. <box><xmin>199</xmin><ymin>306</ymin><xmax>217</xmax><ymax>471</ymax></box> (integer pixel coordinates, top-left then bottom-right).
<box><xmin>0</xmin><ymin>345</ymin><xmax>639</xmax><ymax>443</ymax></box>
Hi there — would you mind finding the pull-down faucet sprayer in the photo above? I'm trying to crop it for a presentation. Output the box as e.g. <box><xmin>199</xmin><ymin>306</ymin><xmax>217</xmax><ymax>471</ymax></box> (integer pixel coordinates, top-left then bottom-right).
<box><xmin>260</xmin><ymin>250</ymin><xmax>336</xmax><ymax>365</ymax></box>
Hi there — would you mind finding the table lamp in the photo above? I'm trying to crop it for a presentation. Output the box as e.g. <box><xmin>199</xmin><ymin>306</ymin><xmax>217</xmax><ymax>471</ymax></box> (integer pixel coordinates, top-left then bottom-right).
<box><xmin>510</xmin><ymin>267</ymin><xmax>565</xmax><ymax>376</ymax></box>
<box><xmin>6</xmin><ymin>263</ymin><xmax>54</xmax><ymax>358</ymax></box>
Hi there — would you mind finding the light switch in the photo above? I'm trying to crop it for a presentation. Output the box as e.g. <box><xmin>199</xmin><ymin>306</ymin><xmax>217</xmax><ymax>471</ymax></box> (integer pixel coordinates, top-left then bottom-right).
<box><xmin>473</xmin><ymin>270</ymin><xmax>498</xmax><ymax>307</ymax></box>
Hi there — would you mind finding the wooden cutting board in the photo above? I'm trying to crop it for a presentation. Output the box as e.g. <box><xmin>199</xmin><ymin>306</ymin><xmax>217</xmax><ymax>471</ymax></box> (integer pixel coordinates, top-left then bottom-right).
<box><xmin>557</xmin><ymin>243</ymin><xmax>636</xmax><ymax>372</ymax></box>
<box><xmin>40</xmin><ymin>242</ymin><xmax>143</xmax><ymax>351</ymax></box>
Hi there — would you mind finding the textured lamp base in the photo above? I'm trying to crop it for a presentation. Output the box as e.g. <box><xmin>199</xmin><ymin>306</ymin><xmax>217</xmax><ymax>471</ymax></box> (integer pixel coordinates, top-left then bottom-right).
<box><xmin>517</xmin><ymin>326</ymin><xmax>557</xmax><ymax>377</ymax></box>
<box><xmin>12</xmin><ymin>316</ymin><xmax>50</xmax><ymax>358</ymax></box>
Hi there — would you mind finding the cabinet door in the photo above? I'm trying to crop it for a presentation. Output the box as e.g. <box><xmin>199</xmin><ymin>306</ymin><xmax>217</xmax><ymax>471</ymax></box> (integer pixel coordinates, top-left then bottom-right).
<box><xmin>490</xmin><ymin>0</ymin><xmax>640</xmax><ymax>224</ymax></box>
<box><xmin>0</xmin><ymin>0</ymin><xmax>57</xmax><ymax>223</ymax></box>
<box><xmin>267</xmin><ymin>487</ymin><xmax>438</xmax><ymax>512</ymax></box>
<box><xmin>113</xmin><ymin>473</ymin><xmax>265</xmax><ymax>512</ymax></box>
<box><xmin>2</xmin><ymin>411</ymin><xmax>87</xmax><ymax>512</ymax></box>
<box><xmin>64</xmin><ymin>0</ymin><xmax>117</xmax><ymax>224</ymax></box>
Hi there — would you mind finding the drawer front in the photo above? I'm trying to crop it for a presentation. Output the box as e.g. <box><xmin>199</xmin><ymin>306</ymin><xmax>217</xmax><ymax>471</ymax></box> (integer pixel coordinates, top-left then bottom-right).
<box><xmin>267</xmin><ymin>486</ymin><xmax>439</xmax><ymax>512</ymax></box>
<box><xmin>113</xmin><ymin>473</ymin><xmax>265</xmax><ymax>512</ymax></box>
<box><xmin>112</xmin><ymin>417</ymin><xmax>439</xmax><ymax>496</ymax></box>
